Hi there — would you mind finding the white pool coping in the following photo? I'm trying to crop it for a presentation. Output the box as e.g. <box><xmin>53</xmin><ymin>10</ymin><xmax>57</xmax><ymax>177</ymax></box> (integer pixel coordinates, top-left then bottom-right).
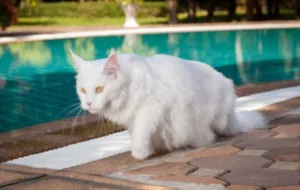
<box><xmin>4</xmin><ymin>85</ymin><xmax>300</xmax><ymax>170</ymax></box>
<box><xmin>1</xmin><ymin>21</ymin><xmax>300</xmax><ymax>44</ymax></box>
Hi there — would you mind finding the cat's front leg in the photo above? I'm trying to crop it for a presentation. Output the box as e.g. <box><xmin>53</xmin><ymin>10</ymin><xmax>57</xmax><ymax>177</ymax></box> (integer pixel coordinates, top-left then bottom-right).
<box><xmin>131</xmin><ymin>114</ymin><xmax>157</xmax><ymax>160</ymax></box>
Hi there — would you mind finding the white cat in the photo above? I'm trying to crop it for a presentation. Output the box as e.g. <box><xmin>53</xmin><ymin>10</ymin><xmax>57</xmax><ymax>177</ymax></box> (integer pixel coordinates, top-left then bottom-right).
<box><xmin>70</xmin><ymin>48</ymin><xmax>266</xmax><ymax>160</ymax></box>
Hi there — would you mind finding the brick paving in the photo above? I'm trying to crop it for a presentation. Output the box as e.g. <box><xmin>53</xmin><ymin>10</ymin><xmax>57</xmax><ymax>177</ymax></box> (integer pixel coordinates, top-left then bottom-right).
<box><xmin>1</xmin><ymin>81</ymin><xmax>300</xmax><ymax>189</ymax></box>
<box><xmin>1</xmin><ymin>80</ymin><xmax>300</xmax><ymax>163</ymax></box>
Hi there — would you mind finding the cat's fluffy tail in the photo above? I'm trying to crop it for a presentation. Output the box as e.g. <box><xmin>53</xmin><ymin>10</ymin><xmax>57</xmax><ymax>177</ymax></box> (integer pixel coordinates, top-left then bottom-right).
<box><xmin>227</xmin><ymin>110</ymin><xmax>267</xmax><ymax>135</ymax></box>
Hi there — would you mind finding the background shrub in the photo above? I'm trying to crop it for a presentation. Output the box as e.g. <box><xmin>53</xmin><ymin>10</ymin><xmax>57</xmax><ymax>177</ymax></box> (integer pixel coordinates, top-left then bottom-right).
<box><xmin>18</xmin><ymin>1</ymin><xmax>168</xmax><ymax>18</ymax></box>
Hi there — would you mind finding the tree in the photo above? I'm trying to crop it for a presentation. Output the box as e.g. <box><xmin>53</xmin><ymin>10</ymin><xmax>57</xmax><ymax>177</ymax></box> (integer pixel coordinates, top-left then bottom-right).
<box><xmin>168</xmin><ymin>0</ymin><xmax>178</xmax><ymax>24</ymax></box>
<box><xmin>0</xmin><ymin>0</ymin><xmax>18</xmax><ymax>31</ymax></box>
<box><xmin>296</xmin><ymin>0</ymin><xmax>300</xmax><ymax>15</ymax></box>
<box><xmin>245</xmin><ymin>0</ymin><xmax>262</xmax><ymax>20</ymax></box>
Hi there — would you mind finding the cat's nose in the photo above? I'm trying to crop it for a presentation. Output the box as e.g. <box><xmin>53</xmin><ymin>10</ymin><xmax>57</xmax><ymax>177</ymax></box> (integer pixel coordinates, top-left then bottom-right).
<box><xmin>86</xmin><ymin>102</ymin><xmax>92</xmax><ymax>107</ymax></box>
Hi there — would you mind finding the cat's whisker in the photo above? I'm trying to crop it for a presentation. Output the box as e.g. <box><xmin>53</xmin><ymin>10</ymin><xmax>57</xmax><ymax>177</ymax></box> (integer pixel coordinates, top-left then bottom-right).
<box><xmin>62</xmin><ymin>109</ymin><xmax>81</xmax><ymax>134</ymax></box>
<box><xmin>81</xmin><ymin>110</ymin><xmax>87</xmax><ymax>126</ymax></box>
<box><xmin>99</xmin><ymin>113</ymin><xmax>106</xmax><ymax>134</ymax></box>
<box><xmin>72</xmin><ymin>109</ymin><xmax>84</xmax><ymax>135</ymax></box>
<box><xmin>72</xmin><ymin>109</ymin><xmax>82</xmax><ymax>128</ymax></box>
<box><xmin>63</xmin><ymin>104</ymin><xmax>81</xmax><ymax>121</ymax></box>
<box><xmin>64</xmin><ymin>107</ymin><xmax>81</xmax><ymax>133</ymax></box>
<box><xmin>96</xmin><ymin>114</ymin><xmax>101</xmax><ymax>135</ymax></box>
<box><xmin>62</xmin><ymin>105</ymin><xmax>81</xmax><ymax>132</ymax></box>
<box><xmin>97</xmin><ymin>114</ymin><xmax>101</xmax><ymax>127</ymax></box>
<box><xmin>60</xmin><ymin>103</ymin><xmax>80</xmax><ymax>118</ymax></box>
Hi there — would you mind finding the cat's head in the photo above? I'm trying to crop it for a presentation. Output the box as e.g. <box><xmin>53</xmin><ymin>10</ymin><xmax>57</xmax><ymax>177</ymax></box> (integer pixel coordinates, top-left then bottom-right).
<box><xmin>70</xmin><ymin>49</ymin><xmax>125</xmax><ymax>114</ymax></box>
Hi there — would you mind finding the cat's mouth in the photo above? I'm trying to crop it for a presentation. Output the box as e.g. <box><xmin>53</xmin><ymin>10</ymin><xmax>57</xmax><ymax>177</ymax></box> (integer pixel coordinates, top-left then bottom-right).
<box><xmin>88</xmin><ymin>108</ymin><xmax>101</xmax><ymax>114</ymax></box>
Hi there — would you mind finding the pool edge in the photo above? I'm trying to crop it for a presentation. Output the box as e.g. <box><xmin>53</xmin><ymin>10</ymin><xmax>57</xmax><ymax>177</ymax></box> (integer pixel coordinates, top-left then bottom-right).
<box><xmin>1</xmin><ymin>20</ymin><xmax>300</xmax><ymax>44</ymax></box>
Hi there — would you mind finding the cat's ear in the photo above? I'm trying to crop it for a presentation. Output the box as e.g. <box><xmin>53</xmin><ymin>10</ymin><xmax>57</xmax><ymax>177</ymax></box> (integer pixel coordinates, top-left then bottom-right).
<box><xmin>69</xmin><ymin>49</ymin><xmax>84</xmax><ymax>72</ymax></box>
<box><xmin>103</xmin><ymin>49</ymin><xmax>120</xmax><ymax>79</ymax></box>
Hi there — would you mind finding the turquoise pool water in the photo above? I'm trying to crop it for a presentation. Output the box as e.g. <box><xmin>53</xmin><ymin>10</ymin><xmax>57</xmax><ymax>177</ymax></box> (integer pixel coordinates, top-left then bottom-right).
<box><xmin>0</xmin><ymin>28</ymin><xmax>300</xmax><ymax>132</ymax></box>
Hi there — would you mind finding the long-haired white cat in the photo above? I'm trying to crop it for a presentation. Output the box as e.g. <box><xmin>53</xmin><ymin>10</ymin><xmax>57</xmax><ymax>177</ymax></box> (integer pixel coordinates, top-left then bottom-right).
<box><xmin>70</xmin><ymin>49</ymin><xmax>266</xmax><ymax>160</ymax></box>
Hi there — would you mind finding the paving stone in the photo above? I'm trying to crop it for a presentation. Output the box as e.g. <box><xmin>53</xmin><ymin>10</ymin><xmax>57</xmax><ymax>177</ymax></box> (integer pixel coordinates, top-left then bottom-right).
<box><xmin>234</xmin><ymin>138</ymin><xmax>300</xmax><ymax>150</ymax></box>
<box><xmin>260</xmin><ymin>97</ymin><xmax>300</xmax><ymax>121</ymax></box>
<box><xmin>235</xmin><ymin>80</ymin><xmax>300</xmax><ymax>97</ymax></box>
<box><xmin>270</xmin><ymin>114</ymin><xmax>300</xmax><ymax>126</ymax></box>
<box><xmin>153</xmin><ymin>175</ymin><xmax>228</xmax><ymax>186</ymax></box>
<box><xmin>287</xmin><ymin>108</ymin><xmax>300</xmax><ymax>115</ymax></box>
<box><xmin>125</xmin><ymin>162</ymin><xmax>197</xmax><ymax>177</ymax></box>
<box><xmin>3</xmin><ymin>175</ymin><xmax>141</xmax><ymax>190</ymax></box>
<box><xmin>120</xmin><ymin>160</ymin><xmax>165</xmax><ymax>171</ymax></box>
<box><xmin>108</xmin><ymin>171</ymin><xmax>224</xmax><ymax>190</ymax></box>
<box><xmin>164</xmin><ymin>156</ymin><xmax>197</xmax><ymax>163</ymax></box>
<box><xmin>0</xmin><ymin>170</ymin><xmax>32</xmax><ymax>186</ymax></box>
<box><xmin>52</xmin><ymin>171</ymin><xmax>172</xmax><ymax>190</ymax></box>
<box><xmin>230</xmin><ymin>130</ymin><xmax>277</xmax><ymax>144</ymax></box>
<box><xmin>268</xmin><ymin>161</ymin><xmax>300</xmax><ymax>171</ymax></box>
<box><xmin>271</xmin><ymin>124</ymin><xmax>300</xmax><ymax>134</ymax></box>
<box><xmin>220</xmin><ymin>168</ymin><xmax>300</xmax><ymax>187</ymax></box>
<box><xmin>65</xmin><ymin>151</ymin><xmax>141</xmax><ymax>175</ymax></box>
<box><xmin>267</xmin><ymin>185</ymin><xmax>300</xmax><ymax>190</ymax></box>
<box><xmin>273</xmin><ymin>133</ymin><xmax>300</xmax><ymax>138</ymax></box>
<box><xmin>262</xmin><ymin>147</ymin><xmax>300</xmax><ymax>162</ymax></box>
<box><xmin>226</xmin><ymin>185</ymin><xmax>263</xmax><ymax>190</ymax></box>
<box><xmin>184</xmin><ymin>145</ymin><xmax>241</xmax><ymax>158</ymax></box>
<box><xmin>237</xmin><ymin>149</ymin><xmax>268</xmax><ymax>156</ymax></box>
<box><xmin>189</xmin><ymin>168</ymin><xmax>228</xmax><ymax>177</ymax></box>
<box><xmin>0</xmin><ymin>164</ymin><xmax>53</xmax><ymax>175</ymax></box>
<box><xmin>189</xmin><ymin>155</ymin><xmax>272</xmax><ymax>170</ymax></box>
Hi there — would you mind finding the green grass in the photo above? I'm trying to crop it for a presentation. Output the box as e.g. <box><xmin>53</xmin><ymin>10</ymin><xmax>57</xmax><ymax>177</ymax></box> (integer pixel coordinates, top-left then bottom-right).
<box><xmin>18</xmin><ymin>1</ymin><xmax>167</xmax><ymax>18</ymax></box>
<box><xmin>12</xmin><ymin>9</ymin><xmax>299</xmax><ymax>28</ymax></box>
<box><xmin>13</xmin><ymin>11</ymin><xmax>234</xmax><ymax>28</ymax></box>
<box><xmin>14</xmin><ymin>16</ymin><xmax>169</xmax><ymax>27</ymax></box>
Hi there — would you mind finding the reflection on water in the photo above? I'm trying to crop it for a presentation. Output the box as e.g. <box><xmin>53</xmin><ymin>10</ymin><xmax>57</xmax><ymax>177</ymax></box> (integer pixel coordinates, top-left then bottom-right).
<box><xmin>114</xmin><ymin>34</ymin><xmax>157</xmax><ymax>56</ymax></box>
<box><xmin>0</xmin><ymin>28</ymin><xmax>299</xmax><ymax>132</ymax></box>
<box><xmin>64</xmin><ymin>38</ymin><xmax>96</xmax><ymax>65</ymax></box>
<box><xmin>0</xmin><ymin>76</ymin><xmax>6</xmax><ymax>89</ymax></box>
<box><xmin>8</xmin><ymin>42</ymin><xmax>52</xmax><ymax>67</ymax></box>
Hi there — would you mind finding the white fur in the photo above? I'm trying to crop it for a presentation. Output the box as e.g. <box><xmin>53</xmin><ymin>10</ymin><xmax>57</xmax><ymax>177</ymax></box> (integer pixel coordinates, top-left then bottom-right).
<box><xmin>70</xmin><ymin>49</ymin><xmax>267</xmax><ymax>160</ymax></box>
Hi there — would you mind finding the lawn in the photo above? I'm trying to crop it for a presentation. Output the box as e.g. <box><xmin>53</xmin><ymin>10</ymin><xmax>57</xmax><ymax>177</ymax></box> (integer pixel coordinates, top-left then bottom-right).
<box><xmin>13</xmin><ymin>10</ymin><xmax>242</xmax><ymax>28</ymax></box>
<box><xmin>11</xmin><ymin>0</ymin><xmax>299</xmax><ymax>29</ymax></box>
<box><xmin>14</xmin><ymin>16</ymin><xmax>169</xmax><ymax>27</ymax></box>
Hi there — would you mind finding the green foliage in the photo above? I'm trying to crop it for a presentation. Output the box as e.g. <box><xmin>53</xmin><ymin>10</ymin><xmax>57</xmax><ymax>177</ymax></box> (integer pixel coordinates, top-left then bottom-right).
<box><xmin>24</xmin><ymin>0</ymin><xmax>39</xmax><ymax>6</ymax></box>
<box><xmin>0</xmin><ymin>0</ymin><xmax>18</xmax><ymax>29</ymax></box>
<box><xmin>18</xmin><ymin>1</ymin><xmax>167</xmax><ymax>18</ymax></box>
<box><xmin>115</xmin><ymin>0</ymin><xmax>144</xmax><ymax>5</ymax></box>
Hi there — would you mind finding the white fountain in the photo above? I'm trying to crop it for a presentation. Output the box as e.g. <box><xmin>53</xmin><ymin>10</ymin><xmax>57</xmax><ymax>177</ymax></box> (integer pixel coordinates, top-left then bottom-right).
<box><xmin>121</xmin><ymin>1</ymin><xmax>139</xmax><ymax>27</ymax></box>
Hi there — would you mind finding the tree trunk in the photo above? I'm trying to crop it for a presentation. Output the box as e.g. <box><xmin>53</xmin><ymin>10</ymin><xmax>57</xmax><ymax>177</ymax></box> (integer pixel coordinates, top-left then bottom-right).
<box><xmin>168</xmin><ymin>0</ymin><xmax>178</xmax><ymax>24</ymax></box>
<box><xmin>296</xmin><ymin>0</ymin><xmax>300</xmax><ymax>15</ymax></box>
<box><xmin>246</xmin><ymin>0</ymin><xmax>262</xmax><ymax>20</ymax></box>
<box><xmin>266</xmin><ymin>0</ymin><xmax>280</xmax><ymax>19</ymax></box>
<box><xmin>14</xmin><ymin>0</ymin><xmax>22</xmax><ymax>8</ymax></box>
<box><xmin>228</xmin><ymin>0</ymin><xmax>237</xmax><ymax>21</ymax></box>
<box><xmin>122</xmin><ymin>2</ymin><xmax>139</xmax><ymax>27</ymax></box>
<box><xmin>206</xmin><ymin>1</ymin><xmax>214</xmax><ymax>22</ymax></box>
<box><xmin>186</xmin><ymin>0</ymin><xmax>197</xmax><ymax>22</ymax></box>
<box><xmin>255</xmin><ymin>0</ymin><xmax>262</xmax><ymax>18</ymax></box>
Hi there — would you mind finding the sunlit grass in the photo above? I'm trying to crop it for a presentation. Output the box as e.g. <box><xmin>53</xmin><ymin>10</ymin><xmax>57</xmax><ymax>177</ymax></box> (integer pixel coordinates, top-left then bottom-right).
<box><xmin>12</xmin><ymin>10</ymin><xmax>234</xmax><ymax>28</ymax></box>
<box><xmin>12</xmin><ymin>9</ymin><xmax>299</xmax><ymax>29</ymax></box>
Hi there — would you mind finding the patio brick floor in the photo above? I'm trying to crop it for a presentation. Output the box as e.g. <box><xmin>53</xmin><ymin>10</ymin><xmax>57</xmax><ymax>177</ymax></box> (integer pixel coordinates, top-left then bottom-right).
<box><xmin>1</xmin><ymin>81</ymin><xmax>300</xmax><ymax>189</ymax></box>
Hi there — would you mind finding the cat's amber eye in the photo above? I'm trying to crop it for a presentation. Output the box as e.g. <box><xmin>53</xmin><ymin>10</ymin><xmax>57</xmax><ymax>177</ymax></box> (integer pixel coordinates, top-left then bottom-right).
<box><xmin>81</xmin><ymin>88</ymin><xmax>86</xmax><ymax>94</ymax></box>
<box><xmin>96</xmin><ymin>86</ymin><xmax>104</xmax><ymax>93</ymax></box>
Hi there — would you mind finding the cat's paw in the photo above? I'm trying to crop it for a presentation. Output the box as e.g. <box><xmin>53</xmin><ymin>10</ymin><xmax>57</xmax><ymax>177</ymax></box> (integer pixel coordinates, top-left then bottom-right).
<box><xmin>131</xmin><ymin>146</ymin><xmax>154</xmax><ymax>160</ymax></box>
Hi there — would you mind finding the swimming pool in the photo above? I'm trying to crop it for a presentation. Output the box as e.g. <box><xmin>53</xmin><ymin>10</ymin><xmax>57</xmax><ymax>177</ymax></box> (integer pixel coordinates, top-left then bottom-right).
<box><xmin>0</xmin><ymin>28</ymin><xmax>299</xmax><ymax>132</ymax></box>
